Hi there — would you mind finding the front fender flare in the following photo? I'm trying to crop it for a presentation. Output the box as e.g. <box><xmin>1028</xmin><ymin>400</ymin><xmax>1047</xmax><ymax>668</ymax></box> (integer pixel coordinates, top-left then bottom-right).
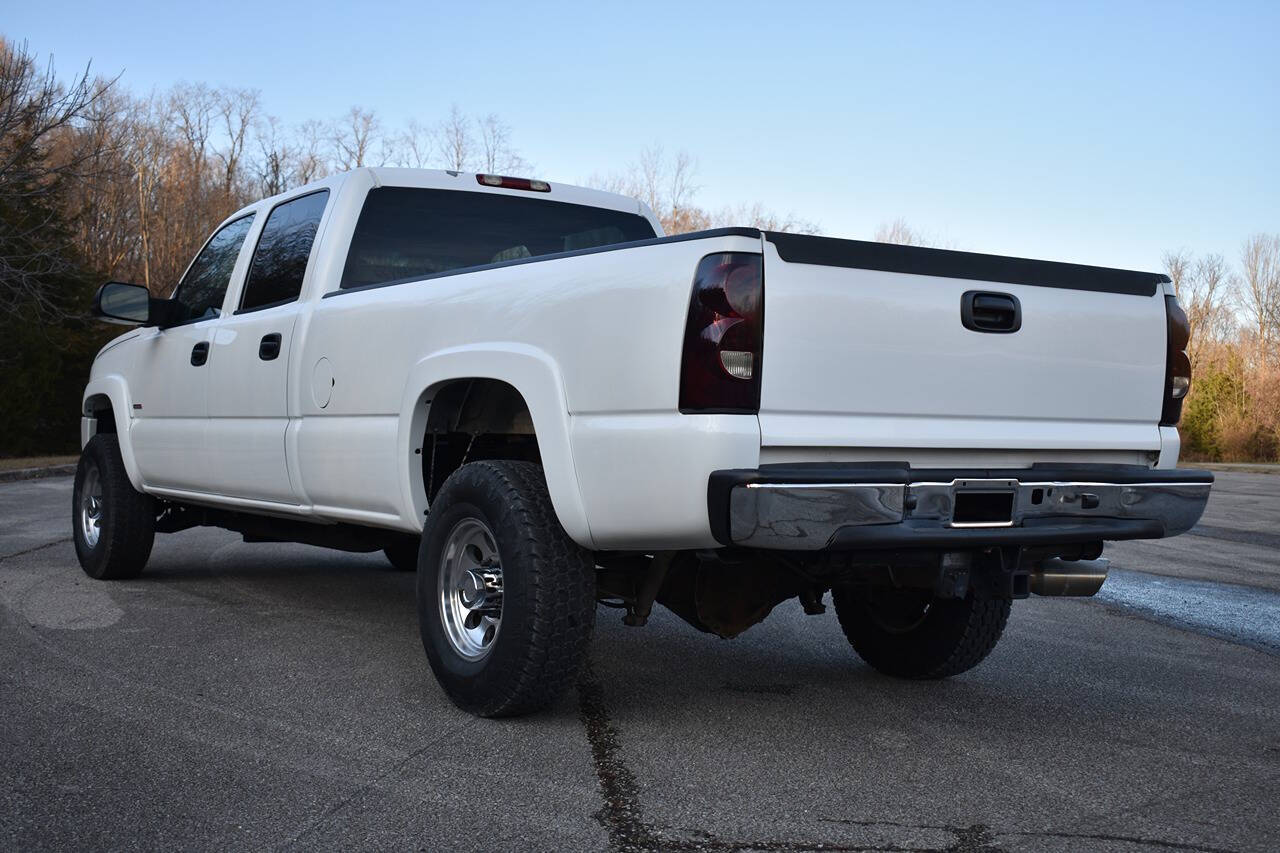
<box><xmin>81</xmin><ymin>375</ymin><xmax>143</xmax><ymax>491</ymax></box>
<box><xmin>398</xmin><ymin>343</ymin><xmax>595</xmax><ymax>549</ymax></box>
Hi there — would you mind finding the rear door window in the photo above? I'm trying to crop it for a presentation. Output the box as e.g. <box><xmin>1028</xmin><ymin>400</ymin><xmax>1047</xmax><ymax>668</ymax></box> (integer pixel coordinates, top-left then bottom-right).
<box><xmin>239</xmin><ymin>190</ymin><xmax>329</xmax><ymax>312</ymax></box>
<box><xmin>339</xmin><ymin>187</ymin><xmax>656</xmax><ymax>290</ymax></box>
<box><xmin>170</xmin><ymin>215</ymin><xmax>255</xmax><ymax>322</ymax></box>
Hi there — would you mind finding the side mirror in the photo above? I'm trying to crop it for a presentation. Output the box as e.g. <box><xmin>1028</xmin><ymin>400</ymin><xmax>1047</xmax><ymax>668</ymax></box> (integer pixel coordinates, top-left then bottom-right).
<box><xmin>91</xmin><ymin>282</ymin><xmax>187</xmax><ymax>328</ymax></box>
<box><xmin>92</xmin><ymin>282</ymin><xmax>151</xmax><ymax>325</ymax></box>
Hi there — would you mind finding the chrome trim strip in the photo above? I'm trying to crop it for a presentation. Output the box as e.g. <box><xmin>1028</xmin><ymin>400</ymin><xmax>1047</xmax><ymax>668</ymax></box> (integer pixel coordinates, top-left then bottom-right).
<box><xmin>749</xmin><ymin>480</ymin><xmax>1212</xmax><ymax>489</ymax></box>
<box><xmin>744</xmin><ymin>482</ymin><xmax>904</xmax><ymax>489</ymax></box>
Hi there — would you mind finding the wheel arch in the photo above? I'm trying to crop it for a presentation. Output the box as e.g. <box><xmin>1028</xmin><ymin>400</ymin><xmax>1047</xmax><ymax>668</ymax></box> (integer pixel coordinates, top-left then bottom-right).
<box><xmin>81</xmin><ymin>376</ymin><xmax>144</xmax><ymax>490</ymax></box>
<box><xmin>397</xmin><ymin>344</ymin><xmax>595</xmax><ymax>549</ymax></box>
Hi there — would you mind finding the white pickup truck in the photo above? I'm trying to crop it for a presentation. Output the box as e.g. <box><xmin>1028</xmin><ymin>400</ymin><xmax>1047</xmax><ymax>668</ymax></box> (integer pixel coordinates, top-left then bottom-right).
<box><xmin>77</xmin><ymin>167</ymin><xmax>1211</xmax><ymax>716</ymax></box>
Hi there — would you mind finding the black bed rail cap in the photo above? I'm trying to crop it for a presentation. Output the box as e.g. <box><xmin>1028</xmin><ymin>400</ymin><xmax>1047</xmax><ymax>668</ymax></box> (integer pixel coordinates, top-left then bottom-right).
<box><xmin>764</xmin><ymin>231</ymin><xmax>1168</xmax><ymax>297</ymax></box>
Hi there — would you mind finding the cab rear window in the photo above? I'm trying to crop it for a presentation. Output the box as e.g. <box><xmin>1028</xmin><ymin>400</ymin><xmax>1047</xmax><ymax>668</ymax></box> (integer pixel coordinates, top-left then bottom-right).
<box><xmin>339</xmin><ymin>187</ymin><xmax>655</xmax><ymax>290</ymax></box>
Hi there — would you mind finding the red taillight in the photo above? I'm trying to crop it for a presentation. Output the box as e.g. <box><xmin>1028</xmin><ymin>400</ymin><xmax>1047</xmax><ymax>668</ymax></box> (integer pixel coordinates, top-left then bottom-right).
<box><xmin>1162</xmin><ymin>295</ymin><xmax>1191</xmax><ymax>426</ymax></box>
<box><xmin>679</xmin><ymin>253</ymin><xmax>764</xmax><ymax>413</ymax></box>
<box><xmin>476</xmin><ymin>174</ymin><xmax>550</xmax><ymax>192</ymax></box>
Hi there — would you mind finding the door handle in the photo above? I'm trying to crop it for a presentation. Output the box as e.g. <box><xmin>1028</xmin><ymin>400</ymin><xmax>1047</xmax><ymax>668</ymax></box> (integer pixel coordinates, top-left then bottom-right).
<box><xmin>961</xmin><ymin>291</ymin><xmax>1021</xmax><ymax>333</ymax></box>
<box><xmin>190</xmin><ymin>341</ymin><xmax>210</xmax><ymax>366</ymax></box>
<box><xmin>259</xmin><ymin>333</ymin><xmax>283</xmax><ymax>361</ymax></box>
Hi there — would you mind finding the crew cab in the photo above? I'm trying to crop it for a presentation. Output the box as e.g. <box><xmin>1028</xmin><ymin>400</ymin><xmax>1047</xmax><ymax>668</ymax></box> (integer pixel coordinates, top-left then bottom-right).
<box><xmin>75</xmin><ymin>168</ymin><xmax>1211</xmax><ymax>716</ymax></box>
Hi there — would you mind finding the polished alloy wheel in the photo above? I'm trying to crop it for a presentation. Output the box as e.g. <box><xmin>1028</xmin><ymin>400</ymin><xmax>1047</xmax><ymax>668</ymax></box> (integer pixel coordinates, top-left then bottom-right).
<box><xmin>437</xmin><ymin>518</ymin><xmax>504</xmax><ymax>660</ymax></box>
<box><xmin>79</xmin><ymin>461</ymin><xmax>103</xmax><ymax>549</ymax></box>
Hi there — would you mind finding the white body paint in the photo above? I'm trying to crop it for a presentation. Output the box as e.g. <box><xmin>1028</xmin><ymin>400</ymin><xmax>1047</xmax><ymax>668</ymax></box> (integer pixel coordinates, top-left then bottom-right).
<box><xmin>82</xmin><ymin>168</ymin><xmax>1179</xmax><ymax>551</ymax></box>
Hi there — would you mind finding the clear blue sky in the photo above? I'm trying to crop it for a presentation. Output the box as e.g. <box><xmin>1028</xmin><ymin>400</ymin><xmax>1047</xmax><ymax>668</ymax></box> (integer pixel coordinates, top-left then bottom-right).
<box><xmin>9</xmin><ymin>0</ymin><xmax>1278</xmax><ymax>273</ymax></box>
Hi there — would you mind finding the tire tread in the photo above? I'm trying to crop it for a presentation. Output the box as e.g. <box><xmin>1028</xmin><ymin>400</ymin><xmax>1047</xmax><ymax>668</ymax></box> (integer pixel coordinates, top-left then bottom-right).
<box><xmin>420</xmin><ymin>460</ymin><xmax>595</xmax><ymax>717</ymax></box>
<box><xmin>832</xmin><ymin>586</ymin><xmax>1010</xmax><ymax>679</ymax></box>
<box><xmin>74</xmin><ymin>434</ymin><xmax>155</xmax><ymax>580</ymax></box>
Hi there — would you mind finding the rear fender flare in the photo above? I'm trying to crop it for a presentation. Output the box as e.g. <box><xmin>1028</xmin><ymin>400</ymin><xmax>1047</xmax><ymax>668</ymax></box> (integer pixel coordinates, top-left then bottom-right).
<box><xmin>397</xmin><ymin>344</ymin><xmax>595</xmax><ymax>548</ymax></box>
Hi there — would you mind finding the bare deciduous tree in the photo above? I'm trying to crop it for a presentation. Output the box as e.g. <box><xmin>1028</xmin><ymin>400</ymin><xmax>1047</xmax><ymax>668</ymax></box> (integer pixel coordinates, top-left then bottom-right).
<box><xmin>69</xmin><ymin>88</ymin><xmax>141</xmax><ymax>278</ymax></box>
<box><xmin>1163</xmin><ymin>249</ymin><xmax>1193</xmax><ymax>295</ymax></box>
<box><xmin>390</xmin><ymin>108</ymin><xmax>528</xmax><ymax>174</ymax></box>
<box><xmin>126</xmin><ymin>100</ymin><xmax>167</xmax><ymax>289</ymax></box>
<box><xmin>293</xmin><ymin>119</ymin><xmax>329</xmax><ymax>185</ymax></box>
<box><xmin>1164</xmin><ymin>250</ymin><xmax>1238</xmax><ymax>370</ymax></box>
<box><xmin>435</xmin><ymin>104</ymin><xmax>472</xmax><ymax>171</ymax></box>
<box><xmin>214</xmin><ymin>87</ymin><xmax>260</xmax><ymax>199</ymax></box>
<box><xmin>875</xmin><ymin>218</ymin><xmax>935</xmax><ymax>247</ymax></box>
<box><xmin>636</xmin><ymin>146</ymin><xmax>702</xmax><ymax>232</ymax></box>
<box><xmin>712</xmin><ymin>202</ymin><xmax>820</xmax><ymax>235</ymax></box>
<box><xmin>397</xmin><ymin>118</ymin><xmax>434</xmax><ymax>169</ymax></box>
<box><xmin>1190</xmin><ymin>254</ymin><xmax>1237</xmax><ymax>363</ymax></box>
<box><xmin>0</xmin><ymin>38</ymin><xmax>114</xmax><ymax>319</ymax></box>
<box><xmin>1240</xmin><ymin>233</ymin><xmax>1280</xmax><ymax>355</ymax></box>
<box><xmin>169</xmin><ymin>82</ymin><xmax>215</xmax><ymax>191</ymax></box>
<box><xmin>590</xmin><ymin>145</ymin><xmax>820</xmax><ymax>236</ymax></box>
<box><xmin>332</xmin><ymin>106</ymin><xmax>379</xmax><ymax>170</ymax></box>
<box><xmin>477</xmin><ymin>113</ymin><xmax>526</xmax><ymax>174</ymax></box>
<box><xmin>591</xmin><ymin>146</ymin><xmax>706</xmax><ymax>234</ymax></box>
<box><xmin>253</xmin><ymin>114</ymin><xmax>293</xmax><ymax>197</ymax></box>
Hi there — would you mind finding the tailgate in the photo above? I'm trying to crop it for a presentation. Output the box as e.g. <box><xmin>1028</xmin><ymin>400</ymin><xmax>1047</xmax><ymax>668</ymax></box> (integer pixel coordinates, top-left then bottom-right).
<box><xmin>757</xmin><ymin>233</ymin><xmax>1171</xmax><ymax>452</ymax></box>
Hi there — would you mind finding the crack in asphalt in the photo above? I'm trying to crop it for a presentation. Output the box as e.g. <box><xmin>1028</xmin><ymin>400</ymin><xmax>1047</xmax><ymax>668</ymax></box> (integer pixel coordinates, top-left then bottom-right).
<box><xmin>1000</xmin><ymin>829</ymin><xmax>1240</xmax><ymax>852</ymax></box>
<box><xmin>821</xmin><ymin>818</ymin><xmax>1243</xmax><ymax>853</ymax></box>
<box><xmin>279</xmin><ymin>720</ymin><xmax>472</xmax><ymax>850</ymax></box>
<box><xmin>0</xmin><ymin>537</ymin><xmax>71</xmax><ymax>563</ymax></box>
<box><xmin>720</xmin><ymin>681</ymin><xmax>801</xmax><ymax>696</ymax></box>
<box><xmin>578</xmin><ymin>669</ymin><xmax>1242</xmax><ymax>853</ymax></box>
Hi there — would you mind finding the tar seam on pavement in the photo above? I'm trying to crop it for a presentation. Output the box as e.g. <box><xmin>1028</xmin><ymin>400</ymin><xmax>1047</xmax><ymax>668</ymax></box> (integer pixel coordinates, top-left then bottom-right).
<box><xmin>577</xmin><ymin>666</ymin><xmax>1244</xmax><ymax>853</ymax></box>
<box><xmin>577</xmin><ymin>662</ymin><xmax>661</xmax><ymax>852</ymax></box>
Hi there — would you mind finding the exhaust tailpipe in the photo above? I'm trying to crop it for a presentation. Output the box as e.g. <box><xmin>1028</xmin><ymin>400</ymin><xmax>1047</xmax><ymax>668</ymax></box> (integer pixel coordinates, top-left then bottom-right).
<box><xmin>1030</xmin><ymin>557</ymin><xmax>1110</xmax><ymax>597</ymax></box>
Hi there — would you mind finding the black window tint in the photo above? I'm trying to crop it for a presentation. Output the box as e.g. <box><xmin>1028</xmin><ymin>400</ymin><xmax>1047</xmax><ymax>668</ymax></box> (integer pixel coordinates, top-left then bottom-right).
<box><xmin>339</xmin><ymin>188</ymin><xmax>657</xmax><ymax>290</ymax></box>
<box><xmin>171</xmin><ymin>215</ymin><xmax>254</xmax><ymax>321</ymax></box>
<box><xmin>240</xmin><ymin>190</ymin><xmax>329</xmax><ymax>311</ymax></box>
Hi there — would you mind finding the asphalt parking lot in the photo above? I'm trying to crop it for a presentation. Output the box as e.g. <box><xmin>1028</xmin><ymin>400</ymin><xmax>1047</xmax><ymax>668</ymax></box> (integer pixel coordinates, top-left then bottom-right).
<box><xmin>2</xmin><ymin>472</ymin><xmax>1278</xmax><ymax>852</ymax></box>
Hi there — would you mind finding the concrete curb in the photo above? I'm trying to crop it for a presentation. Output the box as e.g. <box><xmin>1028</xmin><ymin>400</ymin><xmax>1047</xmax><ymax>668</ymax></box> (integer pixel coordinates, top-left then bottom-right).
<box><xmin>0</xmin><ymin>464</ymin><xmax>77</xmax><ymax>484</ymax></box>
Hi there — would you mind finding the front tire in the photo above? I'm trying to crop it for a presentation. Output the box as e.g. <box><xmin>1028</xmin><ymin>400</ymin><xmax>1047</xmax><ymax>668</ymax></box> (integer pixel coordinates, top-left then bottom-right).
<box><xmin>832</xmin><ymin>584</ymin><xmax>1010</xmax><ymax>679</ymax></box>
<box><xmin>417</xmin><ymin>461</ymin><xmax>595</xmax><ymax>717</ymax></box>
<box><xmin>73</xmin><ymin>434</ymin><xmax>155</xmax><ymax>580</ymax></box>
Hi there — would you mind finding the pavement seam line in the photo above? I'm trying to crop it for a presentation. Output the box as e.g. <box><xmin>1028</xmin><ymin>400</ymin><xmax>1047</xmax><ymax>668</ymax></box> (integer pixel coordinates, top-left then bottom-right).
<box><xmin>0</xmin><ymin>537</ymin><xmax>72</xmax><ymax>563</ymax></box>
<box><xmin>574</xmin><ymin>668</ymin><xmax>1244</xmax><ymax>853</ymax></box>
<box><xmin>279</xmin><ymin>719</ymin><xmax>473</xmax><ymax>848</ymax></box>
<box><xmin>577</xmin><ymin>662</ymin><xmax>661</xmax><ymax>852</ymax></box>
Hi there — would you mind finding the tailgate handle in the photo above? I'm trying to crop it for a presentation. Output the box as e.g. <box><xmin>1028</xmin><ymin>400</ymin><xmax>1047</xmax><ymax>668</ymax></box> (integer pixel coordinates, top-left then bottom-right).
<box><xmin>962</xmin><ymin>291</ymin><xmax>1021</xmax><ymax>333</ymax></box>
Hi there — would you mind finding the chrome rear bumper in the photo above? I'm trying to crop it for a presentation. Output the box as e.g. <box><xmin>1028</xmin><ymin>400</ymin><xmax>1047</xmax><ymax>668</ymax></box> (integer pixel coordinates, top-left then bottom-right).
<box><xmin>708</xmin><ymin>464</ymin><xmax>1213</xmax><ymax>551</ymax></box>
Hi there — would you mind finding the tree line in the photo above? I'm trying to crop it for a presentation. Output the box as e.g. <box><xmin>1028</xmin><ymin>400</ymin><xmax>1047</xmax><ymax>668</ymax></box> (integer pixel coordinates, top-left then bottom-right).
<box><xmin>0</xmin><ymin>38</ymin><xmax>816</xmax><ymax>455</ymax></box>
<box><xmin>0</xmin><ymin>36</ymin><xmax>1275</xmax><ymax>460</ymax></box>
<box><xmin>1160</xmin><ymin>238</ymin><xmax>1280</xmax><ymax>461</ymax></box>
